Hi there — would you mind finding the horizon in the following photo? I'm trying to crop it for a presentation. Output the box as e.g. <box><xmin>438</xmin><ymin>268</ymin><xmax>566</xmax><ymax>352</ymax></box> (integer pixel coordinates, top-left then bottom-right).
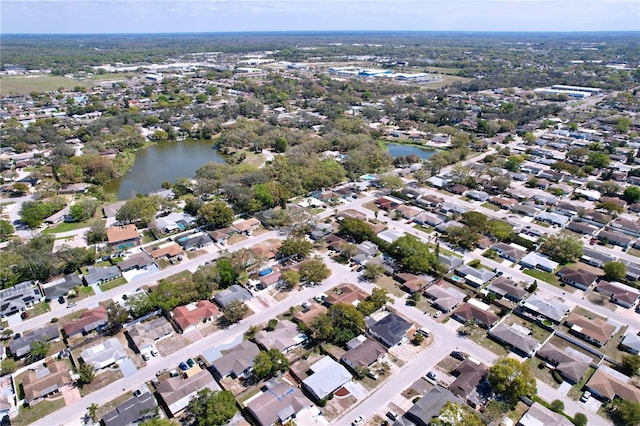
<box><xmin>2</xmin><ymin>1</ymin><xmax>639</xmax><ymax>34</ymax></box>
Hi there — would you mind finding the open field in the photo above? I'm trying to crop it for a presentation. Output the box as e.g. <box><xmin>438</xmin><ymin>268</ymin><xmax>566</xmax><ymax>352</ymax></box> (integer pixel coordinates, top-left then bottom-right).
<box><xmin>0</xmin><ymin>73</ymin><xmax>138</xmax><ymax>95</ymax></box>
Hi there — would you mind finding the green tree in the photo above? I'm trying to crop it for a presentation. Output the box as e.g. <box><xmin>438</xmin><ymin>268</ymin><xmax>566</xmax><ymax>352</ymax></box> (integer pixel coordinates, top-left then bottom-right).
<box><xmin>338</xmin><ymin>217</ymin><xmax>376</xmax><ymax>243</ymax></box>
<box><xmin>550</xmin><ymin>399</ymin><xmax>564</xmax><ymax>413</ymax></box>
<box><xmin>0</xmin><ymin>220</ymin><xmax>15</xmax><ymax>242</ymax></box>
<box><xmin>69</xmin><ymin>199</ymin><xmax>100</xmax><ymax>222</ymax></box>
<box><xmin>388</xmin><ymin>234</ymin><xmax>435</xmax><ymax>273</ymax></box>
<box><xmin>488</xmin><ymin>358</ymin><xmax>536</xmax><ymax>405</ymax></box>
<box><xmin>222</xmin><ymin>300</ymin><xmax>248</xmax><ymax>324</ymax></box>
<box><xmin>299</xmin><ymin>256</ymin><xmax>330</xmax><ymax>284</ymax></box>
<box><xmin>28</xmin><ymin>340</ymin><xmax>51</xmax><ymax>363</ymax></box>
<box><xmin>603</xmin><ymin>261</ymin><xmax>627</xmax><ymax>282</ymax></box>
<box><xmin>12</xmin><ymin>183</ymin><xmax>30</xmax><ymax>196</ymax></box>
<box><xmin>278</xmin><ymin>237</ymin><xmax>313</xmax><ymax>259</ymax></box>
<box><xmin>87</xmin><ymin>220</ymin><xmax>108</xmax><ymax>244</ymax></box>
<box><xmin>77</xmin><ymin>363</ymin><xmax>95</xmax><ymax>386</ymax></box>
<box><xmin>106</xmin><ymin>302</ymin><xmax>130</xmax><ymax>334</ymax></box>
<box><xmin>573</xmin><ymin>413</ymin><xmax>588</xmax><ymax>426</ymax></box>
<box><xmin>280</xmin><ymin>269</ymin><xmax>300</xmax><ymax>290</ymax></box>
<box><xmin>362</xmin><ymin>262</ymin><xmax>385</xmax><ymax>281</ymax></box>
<box><xmin>216</xmin><ymin>258</ymin><xmax>237</xmax><ymax>288</ymax></box>
<box><xmin>326</xmin><ymin>303</ymin><xmax>365</xmax><ymax>345</ymax></box>
<box><xmin>446</xmin><ymin>226</ymin><xmax>480</xmax><ymax>251</ymax></box>
<box><xmin>623</xmin><ymin>186</ymin><xmax>640</xmax><ymax>203</ymax></box>
<box><xmin>253</xmin><ymin>349</ymin><xmax>289</xmax><ymax>379</ymax></box>
<box><xmin>87</xmin><ymin>403</ymin><xmax>99</xmax><ymax>421</ymax></box>
<box><xmin>431</xmin><ymin>401</ymin><xmax>483</xmax><ymax>426</ymax></box>
<box><xmin>462</xmin><ymin>211</ymin><xmax>488</xmax><ymax>233</ymax></box>
<box><xmin>617</xmin><ymin>400</ymin><xmax>640</xmax><ymax>426</ymax></box>
<box><xmin>198</xmin><ymin>201</ymin><xmax>234</xmax><ymax>229</ymax></box>
<box><xmin>116</xmin><ymin>196</ymin><xmax>159</xmax><ymax>226</ymax></box>
<box><xmin>539</xmin><ymin>234</ymin><xmax>583</xmax><ymax>264</ymax></box>
<box><xmin>0</xmin><ymin>358</ymin><xmax>17</xmax><ymax>375</ymax></box>
<box><xmin>621</xmin><ymin>354</ymin><xmax>640</xmax><ymax>376</ymax></box>
<box><xmin>587</xmin><ymin>151</ymin><xmax>611</xmax><ymax>168</ymax></box>
<box><xmin>357</xmin><ymin>287</ymin><xmax>389</xmax><ymax>316</ymax></box>
<box><xmin>187</xmin><ymin>389</ymin><xmax>237</xmax><ymax>426</ymax></box>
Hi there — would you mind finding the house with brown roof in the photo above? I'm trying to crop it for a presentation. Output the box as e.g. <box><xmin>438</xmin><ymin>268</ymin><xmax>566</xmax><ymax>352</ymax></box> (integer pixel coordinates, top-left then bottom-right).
<box><xmin>207</xmin><ymin>226</ymin><xmax>236</xmax><ymax>243</ymax></box>
<box><xmin>63</xmin><ymin>305</ymin><xmax>108</xmax><ymax>337</ymax></box>
<box><xmin>22</xmin><ymin>360</ymin><xmax>73</xmax><ymax>406</ymax></box>
<box><xmin>586</xmin><ymin>367</ymin><xmax>640</xmax><ymax>403</ymax></box>
<box><xmin>147</xmin><ymin>242</ymin><xmax>183</xmax><ymax>260</ymax></box>
<box><xmin>448</xmin><ymin>358</ymin><xmax>487</xmax><ymax>408</ymax></box>
<box><xmin>486</xmin><ymin>277</ymin><xmax>527</xmax><ymax>302</ymax></box>
<box><xmin>394</xmin><ymin>273</ymin><xmax>428</xmax><ymax>294</ymax></box>
<box><xmin>254</xmin><ymin>320</ymin><xmax>307</xmax><ymax>353</ymax></box>
<box><xmin>210</xmin><ymin>340</ymin><xmax>260</xmax><ymax>380</ymax></box>
<box><xmin>453</xmin><ymin>302</ymin><xmax>499</xmax><ymax>329</ymax></box>
<box><xmin>156</xmin><ymin>369</ymin><xmax>220</xmax><ymax>416</ymax></box>
<box><xmin>245</xmin><ymin>379</ymin><xmax>312</xmax><ymax>426</ymax></box>
<box><xmin>595</xmin><ymin>280</ymin><xmax>640</xmax><ymax>309</ymax></box>
<box><xmin>171</xmin><ymin>301</ymin><xmax>220</xmax><ymax>333</ymax></box>
<box><xmin>536</xmin><ymin>342</ymin><xmax>590</xmax><ymax>384</ymax></box>
<box><xmin>565</xmin><ymin>312</ymin><xmax>616</xmax><ymax>347</ymax></box>
<box><xmin>293</xmin><ymin>303</ymin><xmax>327</xmax><ymax>328</ymax></box>
<box><xmin>374</xmin><ymin>197</ymin><xmax>402</xmax><ymax>211</ymax></box>
<box><xmin>127</xmin><ymin>316</ymin><xmax>175</xmax><ymax>352</ymax></box>
<box><xmin>340</xmin><ymin>338</ymin><xmax>387</xmax><ymax>370</ymax></box>
<box><xmin>490</xmin><ymin>196</ymin><xmax>517</xmax><ymax>210</ymax></box>
<box><xmin>106</xmin><ymin>224</ymin><xmax>141</xmax><ymax>250</ymax></box>
<box><xmin>324</xmin><ymin>284</ymin><xmax>368</xmax><ymax>306</ymax></box>
<box><xmin>233</xmin><ymin>218</ymin><xmax>260</xmax><ymax>235</ymax></box>
<box><xmin>556</xmin><ymin>266</ymin><xmax>599</xmax><ymax>291</ymax></box>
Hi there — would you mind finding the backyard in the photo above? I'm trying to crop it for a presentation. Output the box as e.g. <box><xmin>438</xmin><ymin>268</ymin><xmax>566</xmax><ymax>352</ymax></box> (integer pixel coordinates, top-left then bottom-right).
<box><xmin>12</xmin><ymin>399</ymin><xmax>66</xmax><ymax>425</ymax></box>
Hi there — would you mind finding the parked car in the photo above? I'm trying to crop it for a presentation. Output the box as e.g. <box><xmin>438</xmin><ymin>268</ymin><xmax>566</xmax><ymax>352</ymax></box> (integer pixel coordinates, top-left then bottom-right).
<box><xmin>20</xmin><ymin>312</ymin><xmax>28</xmax><ymax>320</ymax></box>
<box><xmin>386</xmin><ymin>411</ymin><xmax>399</xmax><ymax>421</ymax></box>
<box><xmin>179</xmin><ymin>362</ymin><xmax>189</xmax><ymax>370</ymax></box>
<box><xmin>581</xmin><ymin>391</ymin><xmax>591</xmax><ymax>402</ymax></box>
<box><xmin>151</xmin><ymin>348</ymin><xmax>159</xmax><ymax>357</ymax></box>
<box><xmin>58</xmin><ymin>296</ymin><xmax>65</xmax><ymax>304</ymax></box>
<box><xmin>352</xmin><ymin>415</ymin><xmax>364</xmax><ymax>426</ymax></box>
<box><xmin>156</xmin><ymin>368</ymin><xmax>168</xmax><ymax>376</ymax></box>
<box><xmin>450</xmin><ymin>351</ymin><xmax>467</xmax><ymax>361</ymax></box>
<box><xmin>187</xmin><ymin>358</ymin><xmax>195</xmax><ymax>367</ymax></box>
<box><xmin>426</xmin><ymin>371</ymin><xmax>437</xmax><ymax>381</ymax></box>
<box><xmin>67</xmin><ymin>302</ymin><xmax>77</xmax><ymax>308</ymax></box>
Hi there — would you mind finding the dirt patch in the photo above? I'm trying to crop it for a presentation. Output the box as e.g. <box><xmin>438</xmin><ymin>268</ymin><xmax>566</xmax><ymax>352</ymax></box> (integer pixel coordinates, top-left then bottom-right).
<box><xmin>156</xmin><ymin>334</ymin><xmax>192</xmax><ymax>357</ymax></box>
<box><xmin>227</xmin><ymin>234</ymin><xmax>248</xmax><ymax>245</ymax></box>
<box><xmin>401</xmin><ymin>378</ymin><xmax>433</xmax><ymax>400</ymax></box>
<box><xmin>200</xmin><ymin>322</ymin><xmax>221</xmax><ymax>337</ymax></box>
<box><xmin>219</xmin><ymin>376</ymin><xmax>254</xmax><ymax>397</ymax></box>
<box><xmin>80</xmin><ymin>367</ymin><xmax>123</xmax><ymax>396</ymax></box>
<box><xmin>323</xmin><ymin>394</ymin><xmax>357</xmax><ymax>420</ymax></box>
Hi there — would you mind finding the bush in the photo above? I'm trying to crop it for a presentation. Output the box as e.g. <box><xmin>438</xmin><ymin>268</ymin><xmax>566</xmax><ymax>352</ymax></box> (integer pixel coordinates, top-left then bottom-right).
<box><xmin>50</xmin><ymin>317</ymin><xmax>59</xmax><ymax>323</ymax></box>
<box><xmin>550</xmin><ymin>399</ymin><xmax>564</xmax><ymax>413</ymax></box>
<box><xmin>318</xmin><ymin>398</ymin><xmax>327</xmax><ymax>407</ymax></box>
<box><xmin>468</xmin><ymin>259</ymin><xmax>481</xmax><ymax>268</ymax></box>
<box><xmin>551</xmin><ymin>370</ymin><xmax>564</xmax><ymax>384</ymax></box>
<box><xmin>573</xmin><ymin>412</ymin><xmax>587</xmax><ymax>426</ymax></box>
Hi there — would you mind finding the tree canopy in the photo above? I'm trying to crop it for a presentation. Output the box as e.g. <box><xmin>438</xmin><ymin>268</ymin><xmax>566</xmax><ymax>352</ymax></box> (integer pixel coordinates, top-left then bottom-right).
<box><xmin>488</xmin><ymin>358</ymin><xmax>536</xmax><ymax>405</ymax></box>
<box><xmin>187</xmin><ymin>389</ymin><xmax>237</xmax><ymax>426</ymax></box>
<box><xmin>539</xmin><ymin>234</ymin><xmax>583</xmax><ymax>264</ymax></box>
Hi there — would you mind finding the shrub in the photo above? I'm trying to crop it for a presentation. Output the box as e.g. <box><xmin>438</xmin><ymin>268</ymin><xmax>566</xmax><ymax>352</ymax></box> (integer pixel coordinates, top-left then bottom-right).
<box><xmin>550</xmin><ymin>399</ymin><xmax>564</xmax><ymax>413</ymax></box>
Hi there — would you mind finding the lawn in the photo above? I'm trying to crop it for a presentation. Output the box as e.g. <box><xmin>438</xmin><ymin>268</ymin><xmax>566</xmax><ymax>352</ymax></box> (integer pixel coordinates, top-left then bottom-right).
<box><xmin>526</xmin><ymin>358</ymin><xmax>561</xmax><ymax>389</ymax></box>
<box><xmin>80</xmin><ymin>368</ymin><xmax>123</xmax><ymax>396</ymax></box>
<box><xmin>567</xmin><ymin>366</ymin><xmax>596</xmax><ymax>400</ymax></box>
<box><xmin>162</xmin><ymin>270</ymin><xmax>193</xmax><ymax>286</ymax></box>
<box><xmin>466</xmin><ymin>328</ymin><xmax>510</xmax><ymax>357</ymax></box>
<box><xmin>0</xmin><ymin>75</ymin><xmax>90</xmax><ymax>95</ymax></box>
<box><xmin>141</xmin><ymin>231</ymin><xmax>157</xmax><ymax>244</ymax></box>
<box><xmin>30</xmin><ymin>301</ymin><xmax>51</xmax><ymax>317</ymax></box>
<box><xmin>43</xmin><ymin>221</ymin><xmax>90</xmax><ymax>234</ymax></box>
<box><xmin>12</xmin><ymin>398</ymin><xmax>66</xmax><ymax>425</ymax></box>
<box><xmin>413</xmin><ymin>224</ymin><xmax>434</xmax><ymax>234</ymax></box>
<box><xmin>481</xmin><ymin>202</ymin><xmax>501</xmax><ymax>212</ymax></box>
<box><xmin>523</xmin><ymin>268</ymin><xmax>575</xmax><ymax>292</ymax></box>
<box><xmin>99</xmin><ymin>277</ymin><xmax>128</xmax><ymax>291</ymax></box>
<box><xmin>372</xmin><ymin>275</ymin><xmax>406</xmax><ymax>298</ymax></box>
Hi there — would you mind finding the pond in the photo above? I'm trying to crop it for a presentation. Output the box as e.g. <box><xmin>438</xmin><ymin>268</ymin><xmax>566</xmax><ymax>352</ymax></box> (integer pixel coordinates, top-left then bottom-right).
<box><xmin>105</xmin><ymin>139</ymin><xmax>225</xmax><ymax>200</ymax></box>
<box><xmin>386</xmin><ymin>142</ymin><xmax>436</xmax><ymax>160</ymax></box>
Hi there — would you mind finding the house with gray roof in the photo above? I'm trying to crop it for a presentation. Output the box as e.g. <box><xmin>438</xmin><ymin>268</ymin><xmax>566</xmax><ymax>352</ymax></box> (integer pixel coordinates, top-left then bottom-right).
<box><xmin>213</xmin><ymin>284</ymin><xmax>252</xmax><ymax>309</ymax></box>
<box><xmin>403</xmin><ymin>386</ymin><xmax>464</xmax><ymax>426</ymax></box>
<box><xmin>489</xmin><ymin>323</ymin><xmax>539</xmax><ymax>357</ymax></box>
<box><xmin>245</xmin><ymin>379</ymin><xmax>312</xmax><ymax>426</ymax></box>
<box><xmin>42</xmin><ymin>274</ymin><xmax>83</xmax><ymax>301</ymax></box>
<box><xmin>80</xmin><ymin>337</ymin><xmax>127</xmax><ymax>370</ymax></box>
<box><xmin>340</xmin><ymin>338</ymin><xmax>386</xmax><ymax>370</ymax></box>
<box><xmin>519</xmin><ymin>252</ymin><xmax>559</xmax><ymax>273</ymax></box>
<box><xmin>210</xmin><ymin>340</ymin><xmax>260</xmax><ymax>379</ymax></box>
<box><xmin>101</xmin><ymin>392</ymin><xmax>158</xmax><ymax>426</ymax></box>
<box><xmin>536</xmin><ymin>342</ymin><xmax>590</xmax><ymax>384</ymax></box>
<box><xmin>178</xmin><ymin>232</ymin><xmax>213</xmax><ymax>250</ymax></box>
<box><xmin>118</xmin><ymin>252</ymin><xmax>155</xmax><ymax>272</ymax></box>
<box><xmin>157</xmin><ymin>369</ymin><xmax>220</xmax><ymax>416</ymax></box>
<box><xmin>413</xmin><ymin>212</ymin><xmax>445</xmax><ymax>227</ymax></box>
<box><xmin>620</xmin><ymin>333</ymin><xmax>640</xmax><ymax>355</ymax></box>
<box><xmin>366</xmin><ymin>313</ymin><xmax>413</xmax><ymax>347</ymax></box>
<box><xmin>254</xmin><ymin>320</ymin><xmax>307</xmax><ymax>353</ymax></box>
<box><xmin>566</xmin><ymin>220</ymin><xmax>598</xmax><ymax>235</ymax></box>
<box><xmin>423</xmin><ymin>282</ymin><xmax>466</xmax><ymax>312</ymax></box>
<box><xmin>611</xmin><ymin>217</ymin><xmax>640</xmax><ymax>238</ymax></box>
<box><xmin>623</xmin><ymin>261</ymin><xmax>640</xmax><ymax>282</ymax></box>
<box><xmin>519</xmin><ymin>402</ymin><xmax>574</xmax><ymax>426</ymax></box>
<box><xmin>438</xmin><ymin>253</ymin><xmax>463</xmax><ymax>272</ymax></box>
<box><xmin>486</xmin><ymin>277</ymin><xmax>527</xmax><ymax>302</ymax></box>
<box><xmin>455</xmin><ymin>265</ymin><xmax>496</xmax><ymax>287</ymax></box>
<box><xmin>519</xmin><ymin>295</ymin><xmax>570</xmax><ymax>323</ymax></box>
<box><xmin>467</xmin><ymin>190</ymin><xmax>489</xmax><ymax>202</ymax></box>
<box><xmin>598</xmin><ymin>230</ymin><xmax>634</xmax><ymax>248</ymax></box>
<box><xmin>8</xmin><ymin>325</ymin><xmax>60</xmax><ymax>358</ymax></box>
<box><xmin>0</xmin><ymin>281</ymin><xmax>42</xmax><ymax>318</ymax></box>
<box><xmin>302</xmin><ymin>356</ymin><xmax>352</xmax><ymax>401</ymax></box>
<box><xmin>581</xmin><ymin>248</ymin><xmax>616</xmax><ymax>268</ymax></box>
<box><xmin>491</xmin><ymin>243</ymin><xmax>526</xmax><ymax>262</ymax></box>
<box><xmin>435</xmin><ymin>220</ymin><xmax>464</xmax><ymax>234</ymax></box>
<box><xmin>536</xmin><ymin>211</ymin><xmax>568</xmax><ymax>227</ymax></box>
<box><xmin>83</xmin><ymin>265</ymin><xmax>121</xmax><ymax>286</ymax></box>
<box><xmin>440</xmin><ymin>202</ymin><xmax>468</xmax><ymax>215</ymax></box>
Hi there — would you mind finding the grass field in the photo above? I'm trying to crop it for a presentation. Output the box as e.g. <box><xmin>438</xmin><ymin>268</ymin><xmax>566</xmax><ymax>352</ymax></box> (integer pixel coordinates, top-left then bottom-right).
<box><xmin>12</xmin><ymin>399</ymin><xmax>66</xmax><ymax>425</ymax></box>
<box><xmin>0</xmin><ymin>72</ymin><xmax>138</xmax><ymax>95</ymax></box>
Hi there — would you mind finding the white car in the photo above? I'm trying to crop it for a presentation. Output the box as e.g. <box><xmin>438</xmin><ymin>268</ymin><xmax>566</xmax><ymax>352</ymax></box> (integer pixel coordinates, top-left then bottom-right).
<box><xmin>580</xmin><ymin>391</ymin><xmax>591</xmax><ymax>402</ymax></box>
<box><xmin>352</xmin><ymin>415</ymin><xmax>364</xmax><ymax>426</ymax></box>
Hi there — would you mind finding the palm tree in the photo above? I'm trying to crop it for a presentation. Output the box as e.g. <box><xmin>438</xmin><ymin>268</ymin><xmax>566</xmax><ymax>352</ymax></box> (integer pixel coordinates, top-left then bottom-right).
<box><xmin>87</xmin><ymin>403</ymin><xmax>99</xmax><ymax>421</ymax></box>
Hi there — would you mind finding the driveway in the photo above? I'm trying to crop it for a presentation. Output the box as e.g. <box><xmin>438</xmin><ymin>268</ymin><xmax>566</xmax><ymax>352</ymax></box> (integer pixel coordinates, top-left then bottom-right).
<box><xmin>62</xmin><ymin>386</ymin><xmax>82</xmax><ymax>405</ymax></box>
<box><xmin>118</xmin><ymin>358</ymin><xmax>138</xmax><ymax>378</ymax></box>
<box><xmin>342</xmin><ymin>381</ymin><xmax>367</xmax><ymax>400</ymax></box>
<box><xmin>558</xmin><ymin>381</ymin><xmax>572</xmax><ymax>395</ymax></box>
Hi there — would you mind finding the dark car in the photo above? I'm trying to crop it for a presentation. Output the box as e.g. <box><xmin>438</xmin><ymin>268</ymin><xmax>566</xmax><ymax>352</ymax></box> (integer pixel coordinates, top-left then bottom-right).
<box><xmin>20</xmin><ymin>312</ymin><xmax>28</xmax><ymax>320</ymax></box>
<box><xmin>451</xmin><ymin>351</ymin><xmax>467</xmax><ymax>361</ymax></box>
<box><xmin>58</xmin><ymin>296</ymin><xmax>65</xmax><ymax>304</ymax></box>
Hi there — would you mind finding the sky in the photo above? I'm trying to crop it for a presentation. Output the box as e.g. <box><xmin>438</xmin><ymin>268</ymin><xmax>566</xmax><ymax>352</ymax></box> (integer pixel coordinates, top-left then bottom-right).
<box><xmin>2</xmin><ymin>0</ymin><xmax>639</xmax><ymax>34</ymax></box>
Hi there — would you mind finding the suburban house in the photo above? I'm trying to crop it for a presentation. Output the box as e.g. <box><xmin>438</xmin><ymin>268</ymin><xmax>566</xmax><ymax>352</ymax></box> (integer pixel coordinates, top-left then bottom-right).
<box><xmin>210</xmin><ymin>340</ymin><xmax>260</xmax><ymax>380</ymax></box>
<box><xmin>22</xmin><ymin>361</ymin><xmax>73</xmax><ymax>406</ymax></box>
<box><xmin>63</xmin><ymin>305</ymin><xmax>108</xmax><ymax>337</ymax></box>
<box><xmin>453</xmin><ymin>301</ymin><xmax>499</xmax><ymax>329</ymax></box>
<box><xmin>83</xmin><ymin>265</ymin><xmax>122</xmax><ymax>286</ymax></box>
<box><xmin>423</xmin><ymin>282</ymin><xmax>466</xmax><ymax>313</ymax></box>
<box><xmin>340</xmin><ymin>338</ymin><xmax>386</xmax><ymax>370</ymax></box>
<box><xmin>566</xmin><ymin>220</ymin><xmax>598</xmax><ymax>235</ymax></box>
<box><xmin>127</xmin><ymin>316</ymin><xmax>175</xmax><ymax>353</ymax></box>
<box><xmin>448</xmin><ymin>358</ymin><xmax>487</xmax><ymax>408</ymax></box>
<box><xmin>595</xmin><ymin>281</ymin><xmax>640</xmax><ymax>309</ymax></box>
<box><xmin>42</xmin><ymin>274</ymin><xmax>83</xmax><ymax>301</ymax></box>
<box><xmin>491</xmin><ymin>243</ymin><xmax>526</xmax><ymax>262</ymax></box>
<box><xmin>254</xmin><ymin>320</ymin><xmax>307</xmax><ymax>353</ymax></box>
<box><xmin>620</xmin><ymin>333</ymin><xmax>640</xmax><ymax>355</ymax></box>
<box><xmin>101</xmin><ymin>392</ymin><xmax>158</xmax><ymax>426</ymax></box>
<box><xmin>597</xmin><ymin>230</ymin><xmax>634</xmax><ymax>248</ymax></box>
<box><xmin>171</xmin><ymin>301</ymin><xmax>220</xmax><ymax>333</ymax></box>
<box><xmin>486</xmin><ymin>277</ymin><xmax>528</xmax><ymax>302</ymax></box>
<box><xmin>8</xmin><ymin>325</ymin><xmax>60</xmax><ymax>358</ymax></box>
<box><xmin>438</xmin><ymin>254</ymin><xmax>463</xmax><ymax>272</ymax></box>
<box><xmin>518</xmin><ymin>402</ymin><xmax>574</xmax><ymax>426</ymax></box>
<box><xmin>611</xmin><ymin>217</ymin><xmax>640</xmax><ymax>237</ymax></box>
<box><xmin>489</xmin><ymin>323</ymin><xmax>539</xmax><ymax>357</ymax></box>
<box><xmin>403</xmin><ymin>386</ymin><xmax>464</xmax><ymax>426</ymax></box>
<box><xmin>519</xmin><ymin>252</ymin><xmax>559</xmax><ymax>273</ymax></box>
<box><xmin>586</xmin><ymin>366</ymin><xmax>640</xmax><ymax>403</ymax></box>
<box><xmin>117</xmin><ymin>252</ymin><xmax>156</xmax><ymax>272</ymax></box>
<box><xmin>413</xmin><ymin>212</ymin><xmax>445</xmax><ymax>227</ymax></box>
<box><xmin>455</xmin><ymin>265</ymin><xmax>496</xmax><ymax>287</ymax></box>
<box><xmin>106</xmin><ymin>225</ymin><xmax>141</xmax><ymax>250</ymax></box>
<box><xmin>580</xmin><ymin>248</ymin><xmax>616</xmax><ymax>268</ymax></box>
<box><xmin>519</xmin><ymin>296</ymin><xmax>570</xmax><ymax>324</ymax></box>
<box><xmin>324</xmin><ymin>284</ymin><xmax>368</xmax><ymax>306</ymax></box>
<box><xmin>156</xmin><ymin>369</ymin><xmax>221</xmax><ymax>416</ymax></box>
<box><xmin>233</xmin><ymin>217</ymin><xmax>261</xmax><ymax>235</ymax></box>
<box><xmin>301</xmin><ymin>356</ymin><xmax>352</xmax><ymax>401</ymax></box>
<box><xmin>213</xmin><ymin>285</ymin><xmax>252</xmax><ymax>309</ymax></box>
<box><xmin>366</xmin><ymin>312</ymin><xmax>413</xmax><ymax>347</ymax></box>
<box><xmin>178</xmin><ymin>232</ymin><xmax>214</xmax><ymax>251</ymax></box>
<box><xmin>152</xmin><ymin>212</ymin><xmax>196</xmax><ymax>234</ymax></box>
<box><xmin>258</xmin><ymin>270</ymin><xmax>282</xmax><ymax>290</ymax></box>
<box><xmin>245</xmin><ymin>379</ymin><xmax>312</xmax><ymax>426</ymax></box>
<box><xmin>292</xmin><ymin>303</ymin><xmax>327</xmax><ymax>328</ymax></box>
<box><xmin>208</xmin><ymin>226</ymin><xmax>236</xmax><ymax>243</ymax></box>
<box><xmin>394</xmin><ymin>273</ymin><xmax>429</xmax><ymax>294</ymax></box>
<box><xmin>0</xmin><ymin>280</ymin><xmax>42</xmax><ymax>318</ymax></box>
<box><xmin>556</xmin><ymin>266</ymin><xmax>599</xmax><ymax>290</ymax></box>
<box><xmin>490</xmin><ymin>196</ymin><xmax>517</xmax><ymax>210</ymax></box>
<box><xmin>80</xmin><ymin>337</ymin><xmax>127</xmax><ymax>370</ymax></box>
<box><xmin>147</xmin><ymin>242</ymin><xmax>183</xmax><ymax>261</ymax></box>
<box><xmin>536</xmin><ymin>343</ymin><xmax>590</xmax><ymax>384</ymax></box>
<box><xmin>565</xmin><ymin>312</ymin><xmax>616</xmax><ymax>347</ymax></box>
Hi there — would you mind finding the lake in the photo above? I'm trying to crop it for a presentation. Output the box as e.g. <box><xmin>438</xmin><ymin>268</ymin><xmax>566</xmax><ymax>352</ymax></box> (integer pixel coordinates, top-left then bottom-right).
<box><xmin>386</xmin><ymin>142</ymin><xmax>436</xmax><ymax>160</ymax></box>
<box><xmin>105</xmin><ymin>139</ymin><xmax>225</xmax><ymax>200</ymax></box>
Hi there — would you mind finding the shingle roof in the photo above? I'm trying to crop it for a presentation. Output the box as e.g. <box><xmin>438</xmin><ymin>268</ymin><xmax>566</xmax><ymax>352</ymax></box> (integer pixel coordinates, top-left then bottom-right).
<box><xmin>172</xmin><ymin>300</ymin><xmax>219</xmax><ymax>332</ymax></box>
